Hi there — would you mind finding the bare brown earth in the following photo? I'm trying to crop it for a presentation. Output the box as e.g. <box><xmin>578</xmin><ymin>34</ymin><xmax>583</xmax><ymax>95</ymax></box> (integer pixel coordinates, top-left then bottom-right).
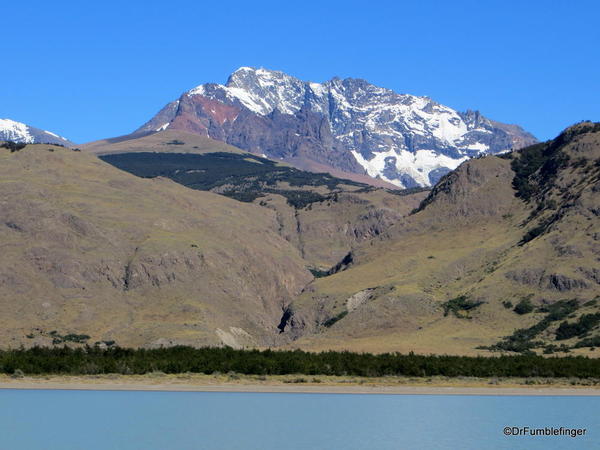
<box><xmin>1</xmin><ymin>374</ymin><xmax>599</xmax><ymax>395</ymax></box>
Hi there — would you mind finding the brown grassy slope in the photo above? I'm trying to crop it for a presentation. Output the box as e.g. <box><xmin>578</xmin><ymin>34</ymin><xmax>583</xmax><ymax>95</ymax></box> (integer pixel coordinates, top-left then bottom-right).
<box><xmin>82</xmin><ymin>129</ymin><xmax>428</xmax><ymax>268</ymax></box>
<box><xmin>81</xmin><ymin>129</ymin><xmax>248</xmax><ymax>156</ymax></box>
<box><xmin>256</xmin><ymin>189</ymin><xmax>426</xmax><ymax>269</ymax></box>
<box><xmin>0</xmin><ymin>144</ymin><xmax>312</xmax><ymax>349</ymax></box>
<box><xmin>283</xmin><ymin>124</ymin><xmax>600</xmax><ymax>355</ymax></box>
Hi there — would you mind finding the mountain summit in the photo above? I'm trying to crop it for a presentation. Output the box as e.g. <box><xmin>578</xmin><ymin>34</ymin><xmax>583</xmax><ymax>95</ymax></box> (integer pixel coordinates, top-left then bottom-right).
<box><xmin>136</xmin><ymin>67</ymin><xmax>537</xmax><ymax>188</ymax></box>
<box><xmin>0</xmin><ymin>118</ymin><xmax>73</xmax><ymax>146</ymax></box>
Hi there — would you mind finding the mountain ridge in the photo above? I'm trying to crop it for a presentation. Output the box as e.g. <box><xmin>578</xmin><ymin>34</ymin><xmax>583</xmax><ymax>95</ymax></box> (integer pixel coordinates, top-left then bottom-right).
<box><xmin>135</xmin><ymin>67</ymin><xmax>537</xmax><ymax>188</ymax></box>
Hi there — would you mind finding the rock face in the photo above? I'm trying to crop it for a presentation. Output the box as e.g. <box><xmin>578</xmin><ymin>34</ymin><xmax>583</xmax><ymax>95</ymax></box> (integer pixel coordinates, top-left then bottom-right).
<box><xmin>0</xmin><ymin>118</ymin><xmax>73</xmax><ymax>146</ymax></box>
<box><xmin>135</xmin><ymin>67</ymin><xmax>537</xmax><ymax>188</ymax></box>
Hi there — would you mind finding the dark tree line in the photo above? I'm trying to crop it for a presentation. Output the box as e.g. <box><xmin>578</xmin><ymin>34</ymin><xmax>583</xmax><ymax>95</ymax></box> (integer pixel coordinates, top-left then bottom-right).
<box><xmin>100</xmin><ymin>152</ymin><xmax>366</xmax><ymax>208</ymax></box>
<box><xmin>0</xmin><ymin>346</ymin><xmax>598</xmax><ymax>378</ymax></box>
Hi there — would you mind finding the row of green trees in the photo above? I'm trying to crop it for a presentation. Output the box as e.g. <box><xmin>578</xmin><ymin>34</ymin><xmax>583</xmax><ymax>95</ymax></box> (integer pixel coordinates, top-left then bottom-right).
<box><xmin>0</xmin><ymin>346</ymin><xmax>598</xmax><ymax>378</ymax></box>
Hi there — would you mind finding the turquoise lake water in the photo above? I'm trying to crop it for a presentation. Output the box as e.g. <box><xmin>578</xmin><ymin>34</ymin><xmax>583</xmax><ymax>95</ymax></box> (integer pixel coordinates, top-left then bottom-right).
<box><xmin>0</xmin><ymin>390</ymin><xmax>598</xmax><ymax>449</ymax></box>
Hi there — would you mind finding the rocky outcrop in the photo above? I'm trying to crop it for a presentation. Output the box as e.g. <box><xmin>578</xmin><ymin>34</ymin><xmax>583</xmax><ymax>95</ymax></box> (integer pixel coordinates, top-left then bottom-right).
<box><xmin>411</xmin><ymin>155</ymin><xmax>517</xmax><ymax>219</ymax></box>
<box><xmin>546</xmin><ymin>274</ymin><xmax>589</xmax><ymax>291</ymax></box>
<box><xmin>505</xmin><ymin>269</ymin><xmax>590</xmax><ymax>292</ymax></box>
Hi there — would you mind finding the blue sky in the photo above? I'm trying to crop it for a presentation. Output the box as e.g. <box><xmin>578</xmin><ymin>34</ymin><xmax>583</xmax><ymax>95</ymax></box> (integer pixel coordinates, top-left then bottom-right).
<box><xmin>2</xmin><ymin>0</ymin><xmax>598</xmax><ymax>143</ymax></box>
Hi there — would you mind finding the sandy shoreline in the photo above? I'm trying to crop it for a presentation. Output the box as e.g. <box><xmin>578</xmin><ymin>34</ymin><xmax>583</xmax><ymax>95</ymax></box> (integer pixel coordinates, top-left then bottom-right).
<box><xmin>1</xmin><ymin>383</ymin><xmax>599</xmax><ymax>396</ymax></box>
<box><xmin>1</xmin><ymin>375</ymin><xmax>599</xmax><ymax>396</ymax></box>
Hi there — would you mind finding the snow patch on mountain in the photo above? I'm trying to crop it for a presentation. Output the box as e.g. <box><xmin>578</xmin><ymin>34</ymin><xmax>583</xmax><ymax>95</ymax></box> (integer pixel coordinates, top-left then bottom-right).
<box><xmin>0</xmin><ymin>119</ymin><xmax>34</xmax><ymax>143</ymax></box>
<box><xmin>352</xmin><ymin>149</ymin><xmax>469</xmax><ymax>187</ymax></box>
<box><xmin>190</xmin><ymin>67</ymin><xmax>306</xmax><ymax>116</ymax></box>
<box><xmin>0</xmin><ymin>118</ymin><xmax>73</xmax><ymax>146</ymax></box>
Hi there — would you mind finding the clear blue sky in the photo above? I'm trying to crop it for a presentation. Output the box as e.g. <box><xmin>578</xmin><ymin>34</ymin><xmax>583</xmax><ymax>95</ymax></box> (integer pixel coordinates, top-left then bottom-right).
<box><xmin>3</xmin><ymin>0</ymin><xmax>598</xmax><ymax>143</ymax></box>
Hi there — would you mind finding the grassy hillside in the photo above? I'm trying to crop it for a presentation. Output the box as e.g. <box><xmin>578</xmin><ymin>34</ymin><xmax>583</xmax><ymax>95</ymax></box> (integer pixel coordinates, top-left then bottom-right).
<box><xmin>2</xmin><ymin>123</ymin><xmax>597</xmax><ymax>358</ymax></box>
<box><xmin>0</xmin><ymin>143</ymin><xmax>312</xmax><ymax>349</ymax></box>
<box><xmin>82</xmin><ymin>129</ymin><xmax>247</xmax><ymax>156</ymax></box>
<box><xmin>282</xmin><ymin>123</ymin><xmax>600</xmax><ymax>356</ymax></box>
<box><xmin>98</xmin><ymin>147</ymin><xmax>426</xmax><ymax>269</ymax></box>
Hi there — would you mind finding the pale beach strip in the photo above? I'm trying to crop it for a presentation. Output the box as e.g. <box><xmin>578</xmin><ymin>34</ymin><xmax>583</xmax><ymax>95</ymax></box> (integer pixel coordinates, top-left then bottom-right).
<box><xmin>1</xmin><ymin>379</ymin><xmax>599</xmax><ymax>396</ymax></box>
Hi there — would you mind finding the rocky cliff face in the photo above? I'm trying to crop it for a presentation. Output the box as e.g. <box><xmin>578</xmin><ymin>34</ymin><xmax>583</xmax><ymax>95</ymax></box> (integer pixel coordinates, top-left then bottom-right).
<box><xmin>136</xmin><ymin>67</ymin><xmax>537</xmax><ymax>188</ymax></box>
<box><xmin>0</xmin><ymin>118</ymin><xmax>73</xmax><ymax>146</ymax></box>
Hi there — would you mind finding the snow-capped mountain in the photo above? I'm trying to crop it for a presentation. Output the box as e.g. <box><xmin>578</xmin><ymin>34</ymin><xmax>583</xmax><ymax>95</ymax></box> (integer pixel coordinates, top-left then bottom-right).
<box><xmin>0</xmin><ymin>118</ymin><xmax>73</xmax><ymax>146</ymax></box>
<box><xmin>136</xmin><ymin>67</ymin><xmax>537</xmax><ymax>188</ymax></box>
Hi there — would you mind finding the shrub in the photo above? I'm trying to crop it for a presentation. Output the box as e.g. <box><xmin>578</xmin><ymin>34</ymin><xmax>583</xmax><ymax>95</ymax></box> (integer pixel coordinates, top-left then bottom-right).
<box><xmin>309</xmin><ymin>268</ymin><xmax>329</xmax><ymax>278</ymax></box>
<box><xmin>1</xmin><ymin>141</ymin><xmax>27</xmax><ymax>152</ymax></box>
<box><xmin>556</xmin><ymin>314</ymin><xmax>600</xmax><ymax>341</ymax></box>
<box><xmin>63</xmin><ymin>334</ymin><xmax>91</xmax><ymax>343</ymax></box>
<box><xmin>442</xmin><ymin>296</ymin><xmax>484</xmax><ymax>318</ymax></box>
<box><xmin>513</xmin><ymin>297</ymin><xmax>534</xmax><ymax>315</ymax></box>
<box><xmin>323</xmin><ymin>311</ymin><xmax>348</xmax><ymax>327</ymax></box>
<box><xmin>483</xmin><ymin>299</ymin><xmax>581</xmax><ymax>353</ymax></box>
<box><xmin>574</xmin><ymin>336</ymin><xmax>600</xmax><ymax>349</ymax></box>
<box><xmin>539</xmin><ymin>299</ymin><xmax>579</xmax><ymax>321</ymax></box>
<box><xmin>283</xmin><ymin>377</ymin><xmax>307</xmax><ymax>383</ymax></box>
<box><xmin>511</xmin><ymin>143</ymin><xmax>546</xmax><ymax>201</ymax></box>
<box><xmin>519</xmin><ymin>218</ymin><xmax>554</xmax><ymax>245</ymax></box>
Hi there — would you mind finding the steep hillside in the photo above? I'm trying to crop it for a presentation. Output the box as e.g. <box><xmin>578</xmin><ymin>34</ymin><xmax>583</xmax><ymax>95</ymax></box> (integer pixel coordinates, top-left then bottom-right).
<box><xmin>281</xmin><ymin>123</ymin><xmax>600</xmax><ymax>356</ymax></box>
<box><xmin>0</xmin><ymin>118</ymin><xmax>73</xmax><ymax>146</ymax></box>
<box><xmin>0</xmin><ymin>143</ymin><xmax>312</xmax><ymax>349</ymax></box>
<box><xmin>98</xmin><ymin>148</ymin><xmax>426</xmax><ymax>269</ymax></box>
<box><xmin>134</xmin><ymin>67</ymin><xmax>537</xmax><ymax>188</ymax></box>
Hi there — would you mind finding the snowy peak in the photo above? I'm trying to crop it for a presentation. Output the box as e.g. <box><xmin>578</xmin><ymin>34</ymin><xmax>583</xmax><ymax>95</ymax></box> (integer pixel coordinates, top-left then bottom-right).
<box><xmin>0</xmin><ymin>118</ymin><xmax>73</xmax><ymax>146</ymax></box>
<box><xmin>189</xmin><ymin>66</ymin><xmax>306</xmax><ymax>116</ymax></box>
<box><xmin>0</xmin><ymin>119</ymin><xmax>32</xmax><ymax>143</ymax></box>
<box><xmin>136</xmin><ymin>67</ymin><xmax>537</xmax><ymax>188</ymax></box>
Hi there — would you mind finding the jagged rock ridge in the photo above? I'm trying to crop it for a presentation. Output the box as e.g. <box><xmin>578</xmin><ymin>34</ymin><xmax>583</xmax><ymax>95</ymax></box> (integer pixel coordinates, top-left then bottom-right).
<box><xmin>136</xmin><ymin>67</ymin><xmax>537</xmax><ymax>188</ymax></box>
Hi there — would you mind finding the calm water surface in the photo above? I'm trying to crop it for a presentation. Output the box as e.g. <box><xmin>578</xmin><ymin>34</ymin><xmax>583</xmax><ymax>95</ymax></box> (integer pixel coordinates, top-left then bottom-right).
<box><xmin>0</xmin><ymin>390</ymin><xmax>598</xmax><ymax>449</ymax></box>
